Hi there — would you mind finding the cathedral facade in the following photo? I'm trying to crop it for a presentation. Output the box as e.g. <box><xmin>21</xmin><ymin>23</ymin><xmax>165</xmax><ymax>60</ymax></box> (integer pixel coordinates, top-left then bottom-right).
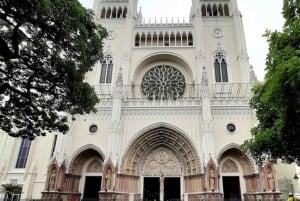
<box><xmin>0</xmin><ymin>0</ymin><xmax>285</xmax><ymax>200</ymax></box>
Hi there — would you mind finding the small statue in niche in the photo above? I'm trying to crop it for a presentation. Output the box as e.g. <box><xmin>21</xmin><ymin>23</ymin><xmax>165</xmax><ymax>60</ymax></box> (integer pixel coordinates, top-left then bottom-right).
<box><xmin>49</xmin><ymin>169</ymin><xmax>57</xmax><ymax>190</ymax></box>
<box><xmin>105</xmin><ymin>168</ymin><xmax>112</xmax><ymax>191</ymax></box>
<box><xmin>209</xmin><ymin>167</ymin><xmax>215</xmax><ymax>191</ymax></box>
<box><xmin>267</xmin><ymin>170</ymin><xmax>275</xmax><ymax>190</ymax></box>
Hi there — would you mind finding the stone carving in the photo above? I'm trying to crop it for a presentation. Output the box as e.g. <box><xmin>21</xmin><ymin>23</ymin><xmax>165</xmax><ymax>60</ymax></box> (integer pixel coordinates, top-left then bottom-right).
<box><xmin>238</xmin><ymin>49</ymin><xmax>249</xmax><ymax>60</ymax></box>
<box><xmin>105</xmin><ymin>168</ymin><xmax>112</xmax><ymax>190</ymax></box>
<box><xmin>212</xmin><ymin>28</ymin><xmax>224</xmax><ymax>38</ymax></box>
<box><xmin>113</xmin><ymin>69</ymin><xmax>123</xmax><ymax>99</ymax></box>
<box><xmin>160</xmin><ymin>171</ymin><xmax>165</xmax><ymax>190</ymax></box>
<box><xmin>48</xmin><ymin>169</ymin><xmax>57</xmax><ymax>190</ymax></box>
<box><xmin>267</xmin><ymin>170</ymin><xmax>275</xmax><ymax>190</ymax></box>
<box><xmin>202</xmin><ymin>119</ymin><xmax>213</xmax><ymax>133</ymax></box>
<box><xmin>109</xmin><ymin>120</ymin><xmax>122</xmax><ymax>134</ymax></box>
<box><xmin>87</xmin><ymin>160</ymin><xmax>102</xmax><ymax>173</ymax></box>
<box><xmin>144</xmin><ymin>149</ymin><xmax>181</xmax><ymax>175</ymax></box>
<box><xmin>197</xmin><ymin>50</ymin><xmax>205</xmax><ymax>61</ymax></box>
<box><xmin>222</xmin><ymin>159</ymin><xmax>238</xmax><ymax>173</ymax></box>
<box><xmin>208</xmin><ymin>167</ymin><xmax>215</xmax><ymax>191</ymax></box>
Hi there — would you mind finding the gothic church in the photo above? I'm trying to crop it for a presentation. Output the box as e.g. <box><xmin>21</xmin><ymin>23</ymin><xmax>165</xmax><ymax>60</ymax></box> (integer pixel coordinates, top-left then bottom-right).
<box><xmin>0</xmin><ymin>0</ymin><xmax>283</xmax><ymax>201</ymax></box>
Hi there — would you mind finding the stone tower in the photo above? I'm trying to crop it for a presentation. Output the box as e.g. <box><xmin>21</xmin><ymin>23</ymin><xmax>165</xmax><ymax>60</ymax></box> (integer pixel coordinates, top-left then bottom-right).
<box><xmin>0</xmin><ymin>1</ymin><xmax>282</xmax><ymax>201</ymax></box>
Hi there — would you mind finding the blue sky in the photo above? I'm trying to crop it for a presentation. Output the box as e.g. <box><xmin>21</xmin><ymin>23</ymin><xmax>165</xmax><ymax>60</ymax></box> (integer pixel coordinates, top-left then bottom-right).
<box><xmin>79</xmin><ymin>0</ymin><xmax>284</xmax><ymax>81</ymax></box>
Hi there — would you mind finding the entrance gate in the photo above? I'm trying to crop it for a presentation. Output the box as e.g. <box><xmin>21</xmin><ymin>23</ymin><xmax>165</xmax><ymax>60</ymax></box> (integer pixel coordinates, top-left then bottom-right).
<box><xmin>82</xmin><ymin>176</ymin><xmax>102</xmax><ymax>201</ymax></box>
<box><xmin>143</xmin><ymin>177</ymin><xmax>160</xmax><ymax>201</ymax></box>
<box><xmin>164</xmin><ymin>177</ymin><xmax>180</xmax><ymax>201</ymax></box>
<box><xmin>143</xmin><ymin>177</ymin><xmax>181</xmax><ymax>201</ymax></box>
<box><xmin>222</xmin><ymin>176</ymin><xmax>241</xmax><ymax>201</ymax></box>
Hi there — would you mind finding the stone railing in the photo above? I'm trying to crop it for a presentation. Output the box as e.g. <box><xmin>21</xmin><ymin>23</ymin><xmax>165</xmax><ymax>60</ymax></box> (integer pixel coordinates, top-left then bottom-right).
<box><xmin>92</xmin><ymin>83</ymin><xmax>253</xmax><ymax>101</ymax></box>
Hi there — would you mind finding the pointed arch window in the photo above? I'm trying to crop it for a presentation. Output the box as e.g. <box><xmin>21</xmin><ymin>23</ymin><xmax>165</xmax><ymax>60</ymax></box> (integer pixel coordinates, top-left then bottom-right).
<box><xmin>100</xmin><ymin>54</ymin><xmax>113</xmax><ymax>84</ymax></box>
<box><xmin>214</xmin><ymin>52</ymin><xmax>228</xmax><ymax>82</ymax></box>
<box><xmin>15</xmin><ymin>139</ymin><xmax>32</xmax><ymax>168</ymax></box>
<box><xmin>201</xmin><ymin>5</ymin><xmax>207</xmax><ymax>16</ymax></box>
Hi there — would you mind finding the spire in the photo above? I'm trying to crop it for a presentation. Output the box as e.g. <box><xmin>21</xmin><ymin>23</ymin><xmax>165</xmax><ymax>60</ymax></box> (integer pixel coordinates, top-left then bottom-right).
<box><xmin>250</xmin><ymin>65</ymin><xmax>258</xmax><ymax>83</ymax></box>
<box><xmin>137</xmin><ymin>6</ymin><xmax>143</xmax><ymax>23</ymax></box>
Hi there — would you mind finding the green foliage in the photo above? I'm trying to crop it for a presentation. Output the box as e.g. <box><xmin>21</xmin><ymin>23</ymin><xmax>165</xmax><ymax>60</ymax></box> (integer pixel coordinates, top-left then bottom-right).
<box><xmin>0</xmin><ymin>0</ymin><xmax>107</xmax><ymax>139</ymax></box>
<box><xmin>243</xmin><ymin>0</ymin><xmax>300</xmax><ymax>164</ymax></box>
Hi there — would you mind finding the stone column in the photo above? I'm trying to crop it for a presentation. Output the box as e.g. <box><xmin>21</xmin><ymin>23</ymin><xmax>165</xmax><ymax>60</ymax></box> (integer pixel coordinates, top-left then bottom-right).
<box><xmin>160</xmin><ymin>172</ymin><xmax>164</xmax><ymax>201</ymax></box>
<box><xmin>107</xmin><ymin>69</ymin><xmax>124</xmax><ymax>165</ymax></box>
<box><xmin>201</xmin><ymin>67</ymin><xmax>215</xmax><ymax>164</ymax></box>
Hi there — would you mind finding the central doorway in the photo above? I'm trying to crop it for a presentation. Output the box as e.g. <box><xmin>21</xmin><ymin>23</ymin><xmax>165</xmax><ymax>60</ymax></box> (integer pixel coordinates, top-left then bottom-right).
<box><xmin>82</xmin><ymin>176</ymin><xmax>102</xmax><ymax>201</ymax></box>
<box><xmin>222</xmin><ymin>176</ymin><xmax>241</xmax><ymax>201</ymax></box>
<box><xmin>144</xmin><ymin>177</ymin><xmax>160</xmax><ymax>201</ymax></box>
<box><xmin>164</xmin><ymin>177</ymin><xmax>180</xmax><ymax>201</ymax></box>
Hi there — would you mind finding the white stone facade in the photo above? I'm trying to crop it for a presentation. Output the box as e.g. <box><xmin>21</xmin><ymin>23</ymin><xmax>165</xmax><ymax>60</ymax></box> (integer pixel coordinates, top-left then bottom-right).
<box><xmin>0</xmin><ymin>0</ymin><xmax>297</xmax><ymax>201</ymax></box>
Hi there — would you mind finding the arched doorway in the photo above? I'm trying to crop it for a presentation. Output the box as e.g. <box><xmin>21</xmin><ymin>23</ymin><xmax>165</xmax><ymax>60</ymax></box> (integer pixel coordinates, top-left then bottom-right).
<box><xmin>69</xmin><ymin>146</ymin><xmax>105</xmax><ymax>201</ymax></box>
<box><xmin>218</xmin><ymin>148</ymin><xmax>255</xmax><ymax>201</ymax></box>
<box><xmin>142</xmin><ymin>147</ymin><xmax>182</xmax><ymax>201</ymax></box>
<box><xmin>119</xmin><ymin>125</ymin><xmax>202</xmax><ymax>201</ymax></box>
<box><xmin>80</xmin><ymin>158</ymin><xmax>103</xmax><ymax>201</ymax></box>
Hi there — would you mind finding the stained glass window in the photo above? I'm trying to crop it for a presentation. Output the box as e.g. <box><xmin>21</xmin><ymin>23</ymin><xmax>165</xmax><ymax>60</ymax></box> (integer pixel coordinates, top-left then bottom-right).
<box><xmin>15</xmin><ymin>139</ymin><xmax>31</xmax><ymax>168</ymax></box>
<box><xmin>214</xmin><ymin>52</ymin><xmax>228</xmax><ymax>82</ymax></box>
<box><xmin>141</xmin><ymin>65</ymin><xmax>186</xmax><ymax>100</ymax></box>
<box><xmin>100</xmin><ymin>54</ymin><xmax>113</xmax><ymax>84</ymax></box>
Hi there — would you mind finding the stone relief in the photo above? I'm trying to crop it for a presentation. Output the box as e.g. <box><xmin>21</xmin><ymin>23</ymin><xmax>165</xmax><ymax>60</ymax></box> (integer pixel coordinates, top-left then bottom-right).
<box><xmin>87</xmin><ymin>160</ymin><xmax>102</xmax><ymax>173</ymax></box>
<box><xmin>143</xmin><ymin>149</ymin><xmax>181</xmax><ymax>175</ymax></box>
<box><xmin>222</xmin><ymin>159</ymin><xmax>238</xmax><ymax>173</ymax></box>
<box><xmin>212</xmin><ymin>28</ymin><xmax>224</xmax><ymax>38</ymax></box>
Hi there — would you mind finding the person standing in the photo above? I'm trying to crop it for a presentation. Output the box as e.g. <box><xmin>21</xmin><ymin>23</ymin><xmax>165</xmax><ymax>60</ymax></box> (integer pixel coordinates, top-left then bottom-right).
<box><xmin>288</xmin><ymin>193</ymin><xmax>298</xmax><ymax>201</ymax></box>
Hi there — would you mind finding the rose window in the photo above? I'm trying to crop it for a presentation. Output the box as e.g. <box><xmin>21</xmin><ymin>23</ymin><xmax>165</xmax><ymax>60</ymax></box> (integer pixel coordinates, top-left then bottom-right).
<box><xmin>141</xmin><ymin>65</ymin><xmax>186</xmax><ymax>100</ymax></box>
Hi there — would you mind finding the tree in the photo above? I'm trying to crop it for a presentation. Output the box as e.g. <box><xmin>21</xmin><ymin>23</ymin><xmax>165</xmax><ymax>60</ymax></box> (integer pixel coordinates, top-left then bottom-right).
<box><xmin>0</xmin><ymin>0</ymin><xmax>107</xmax><ymax>139</ymax></box>
<box><xmin>243</xmin><ymin>0</ymin><xmax>300</xmax><ymax>164</ymax></box>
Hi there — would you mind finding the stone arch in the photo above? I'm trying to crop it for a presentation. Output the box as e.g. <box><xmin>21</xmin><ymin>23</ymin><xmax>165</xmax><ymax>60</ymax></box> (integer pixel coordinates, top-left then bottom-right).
<box><xmin>201</xmin><ymin>5</ymin><xmax>206</xmax><ymax>16</ymax></box>
<box><xmin>117</xmin><ymin>6</ymin><xmax>122</xmax><ymax>18</ymax></box>
<box><xmin>217</xmin><ymin>144</ymin><xmax>255</xmax><ymax>175</ymax></box>
<box><xmin>218</xmin><ymin>4</ymin><xmax>224</xmax><ymax>16</ymax></box>
<box><xmin>123</xmin><ymin>7</ymin><xmax>127</xmax><ymax>18</ymax></box>
<box><xmin>119</xmin><ymin>122</ymin><xmax>202</xmax><ymax>176</ymax></box>
<box><xmin>112</xmin><ymin>7</ymin><xmax>117</xmax><ymax>18</ymax></box>
<box><xmin>106</xmin><ymin>7</ymin><xmax>111</xmax><ymax>18</ymax></box>
<box><xmin>224</xmin><ymin>4</ymin><xmax>230</xmax><ymax>16</ymax></box>
<box><xmin>101</xmin><ymin>7</ymin><xmax>106</xmax><ymax>18</ymax></box>
<box><xmin>132</xmin><ymin>52</ymin><xmax>195</xmax><ymax>84</ymax></box>
<box><xmin>68</xmin><ymin>144</ymin><xmax>105</xmax><ymax>175</ymax></box>
<box><xmin>213</xmin><ymin>4</ymin><xmax>218</xmax><ymax>16</ymax></box>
